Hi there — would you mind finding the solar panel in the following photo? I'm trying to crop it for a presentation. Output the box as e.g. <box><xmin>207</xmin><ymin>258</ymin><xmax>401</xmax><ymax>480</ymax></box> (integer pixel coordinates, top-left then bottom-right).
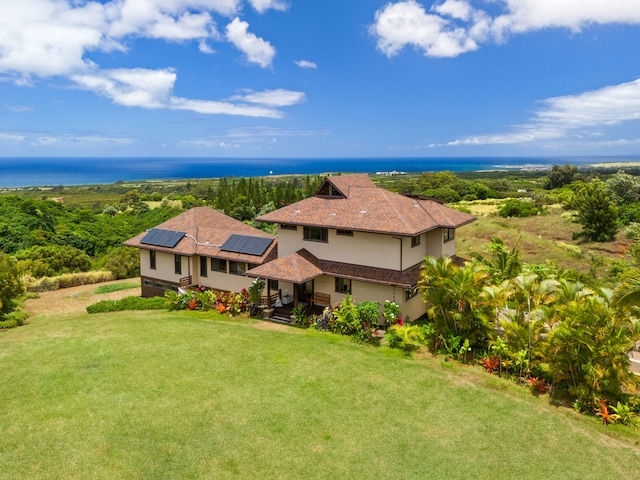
<box><xmin>141</xmin><ymin>228</ymin><xmax>186</xmax><ymax>248</ymax></box>
<box><xmin>220</xmin><ymin>234</ymin><xmax>273</xmax><ymax>256</ymax></box>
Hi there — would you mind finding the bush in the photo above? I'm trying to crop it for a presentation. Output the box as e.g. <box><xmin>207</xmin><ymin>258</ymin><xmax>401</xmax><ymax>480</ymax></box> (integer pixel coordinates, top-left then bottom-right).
<box><xmin>104</xmin><ymin>247</ymin><xmax>140</xmax><ymax>279</ymax></box>
<box><xmin>498</xmin><ymin>199</ymin><xmax>540</xmax><ymax>218</ymax></box>
<box><xmin>86</xmin><ymin>296</ymin><xmax>166</xmax><ymax>313</ymax></box>
<box><xmin>15</xmin><ymin>245</ymin><xmax>91</xmax><ymax>277</ymax></box>
<box><xmin>0</xmin><ymin>310</ymin><xmax>29</xmax><ymax>329</ymax></box>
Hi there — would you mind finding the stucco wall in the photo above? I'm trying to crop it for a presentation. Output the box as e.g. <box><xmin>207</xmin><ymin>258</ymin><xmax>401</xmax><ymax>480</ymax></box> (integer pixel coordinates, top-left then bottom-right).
<box><xmin>277</xmin><ymin>227</ymin><xmax>402</xmax><ymax>270</ymax></box>
<box><xmin>140</xmin><ymin>250</ymin><xmax>186</xmax><ymax>284</ymax></box>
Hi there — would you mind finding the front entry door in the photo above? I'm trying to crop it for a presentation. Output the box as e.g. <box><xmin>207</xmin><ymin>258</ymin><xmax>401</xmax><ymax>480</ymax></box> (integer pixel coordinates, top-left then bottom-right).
<box><xmin>295</xmin><ymin>280</ymin><xmax>314</xmax><ymax>305</ymax></box>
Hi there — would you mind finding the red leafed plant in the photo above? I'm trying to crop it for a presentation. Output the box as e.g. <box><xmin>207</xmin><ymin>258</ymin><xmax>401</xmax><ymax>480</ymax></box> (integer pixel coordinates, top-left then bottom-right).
<box><xmin>188</xmin><ymin>299</ymin><xmax>196</xmax><ymax>310</ymax></box>
<box><xmin>527</xmin><ymin>376</ymin><xmax>547</xmax><ymax>394</ymax></box>
<box><xmin>481</xmin><ymin>355</ymin><xmax>500</xmax><ymax>374</ymax></box>
<box><xmin>595</xmin><ymin>400</ymin><xmax>618</xmax><ymax>426</ymax></box>
<box><xmin>217</xmin><ymin>302</ymin><xmax>227</xmax><ymax>313</ymax></box>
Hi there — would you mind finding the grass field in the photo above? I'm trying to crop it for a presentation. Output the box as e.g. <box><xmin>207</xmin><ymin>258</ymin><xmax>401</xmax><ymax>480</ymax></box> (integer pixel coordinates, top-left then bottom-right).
<box><xmin>454</xmin><ymin>202</ymin><xmax>631</xmax><ymax>281</ymax></box>
<box><xmin>2</xmin><ymin>307</ymin><xmax>640</xmax><ymax>479</ymax></box>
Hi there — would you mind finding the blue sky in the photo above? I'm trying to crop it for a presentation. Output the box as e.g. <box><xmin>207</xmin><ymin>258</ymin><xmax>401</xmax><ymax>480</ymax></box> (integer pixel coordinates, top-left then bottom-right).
<box><xmin>1</xmin><ymin>0</ymin><xmax>640</xmax><ymax>158</ymax></box>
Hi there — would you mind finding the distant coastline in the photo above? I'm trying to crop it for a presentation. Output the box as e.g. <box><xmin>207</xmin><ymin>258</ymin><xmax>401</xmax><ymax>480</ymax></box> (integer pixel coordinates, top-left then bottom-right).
<box><xmin>0</xmin><ymin>156</ymin><xmax>638</xmax><ymax>189</ymax></box>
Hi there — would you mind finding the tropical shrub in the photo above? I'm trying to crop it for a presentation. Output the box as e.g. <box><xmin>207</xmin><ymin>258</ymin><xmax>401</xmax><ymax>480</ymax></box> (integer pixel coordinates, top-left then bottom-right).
<box><xmin>385</xmin><ymin>323</ymin><xmax>429</xmax><ymax>352</ymax></box>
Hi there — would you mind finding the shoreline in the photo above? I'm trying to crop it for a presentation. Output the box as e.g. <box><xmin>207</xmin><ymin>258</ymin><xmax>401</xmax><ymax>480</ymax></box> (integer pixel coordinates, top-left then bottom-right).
<box><xmin>1</xmin><ymin>158</ymin><xmax>640</xmax><ymax>191</ymax></box>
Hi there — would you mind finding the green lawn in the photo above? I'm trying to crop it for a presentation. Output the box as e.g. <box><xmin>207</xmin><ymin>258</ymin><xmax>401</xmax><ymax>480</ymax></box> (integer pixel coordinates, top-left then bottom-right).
<box><xmin>2</xmin><ymin>311</ymin><xmax>639</xmax><ymax>479</ymax></box>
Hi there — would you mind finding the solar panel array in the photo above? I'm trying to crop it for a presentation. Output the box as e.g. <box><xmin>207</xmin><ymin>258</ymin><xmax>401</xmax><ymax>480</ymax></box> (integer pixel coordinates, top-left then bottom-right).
<box><xmin>141</xmin><ymin>228</ymin><xmax>186</xmax><ymax>248</ymax></box>
<box><xmin>220</xmin><ymin>234</ymin><xmax>273</xmax><ymax>256</ymax></box>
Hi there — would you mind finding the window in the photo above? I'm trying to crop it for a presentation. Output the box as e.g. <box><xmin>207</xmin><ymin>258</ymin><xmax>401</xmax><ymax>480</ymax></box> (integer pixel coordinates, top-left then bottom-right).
<box><xmin>444</xmin><ymin>228</ymin><xmax>455</xmax><ymax>243</ymax></box>
<box><xmin>200</xmin><ymin>256</ymin><xmax>207</xmax><ymax>277</ymax></box>
<box><xmin>335</xmin><ymin>277</ymin><xmax>352</xmax><ymax>294</ymax></box>
<box><xmin>143</xmin><ymin>279</ymin><xmax>153</xmax><ymax>287</ymax></box>
<box><xmin>336</xmin><ymin>229</ymin><xmax>353</xmax><ymax>236</ymax></box>
<box><xmin>149</xmin><ymin>250</ymin><xmax>156</xmax><ymax>270</ymax></box>
<box><xmin>411</xmin><ymin>235</ymin><xmax>421</xmax><ymax>248</ymax></box>
<box><xmin>269</xmin><ymin>279</ymin><xmax>279</xmax><ymax>291</ymax></box>
<box><xmin>229</xmin><ymin>261</ymin><xmax>246</xmax><ymax>275</ymax></box>
<box><xmin>211</xmin><ymin>258</ymin><xmax>227</xmax><ymax>273</ymax></box>
<box><xmin>303</xmin><ymin>226</ymin><xmax>328</xmax><ymax>242</ymax></box>
<box><xmin>405</xmin><ymin>286</ymin><xmax>418</xmax><ymax>301</ymax></box>
<box><xmin>174</xmin><ymin>254</ymin><xmax>182</xmax><ymax>275</ymax></box>
<box><xmin>280</xmin><ymin>223</ymin><xmax>297</xmax><ymax>231</ymax></box>
<box><xmin>248</xmin><ymin>263</ymin><xmax>258</xmax><ymax>271</ymax></box>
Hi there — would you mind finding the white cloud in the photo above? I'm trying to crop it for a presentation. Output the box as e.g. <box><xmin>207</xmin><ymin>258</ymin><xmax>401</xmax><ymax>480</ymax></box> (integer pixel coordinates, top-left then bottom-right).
<box><xmin>447</xmin><ymin>78</ymin><xmax>640</xmax><ymax>146</ymax></box>
<box><xmin>230</xmin><ymin>89</ymin><xmax>305</xmax><ymax>106</ymax></box>
<box><xmin>0</xmin><ymin>0</ymin><xmax>108</xmax><ymax>77</ymax></box>
<box><xmin>72</xmin><ymin>68</ymin><xmax>177</xmax><ymax>108</ymax></box>
<box><xmin>198</xmin><ymin>41</ymin><xmax>216</xmax><ymax>53</ymax></box>
<box><xmin>0</xmin><ymin>1</ymin><xmax>302</xmax><ymax>120</ymax></box>
<box><xmin>295</xmin><ymin>60</ymin><xmax>317</xmax><ymax>69</ymax></box>
<box><xmin>0</xmin><ymin>133</ymin><xmax>25</xmax><ymax>143</ymax></box>
<box><xmin>225</xmin><ymin>17</ymin><xmax>275</xmax><ymax>67</ymax></box>
<box><xmin>170</xmin><ymin>97</ymin><xmax>283</xmax><ymax>118</ymax></box>
<box><xmin>369</xmin><ymin>0</ymin><xmax>482</xmax><ymax>58</ymax></box>
<box><xmin>107</xmin><ymin>0</ymin><xmax>236</xmax><ymax>39</ymax></box>
<box><xmin>72</xmin><ymin>67</ymin><xmax>302</xmax><ymax>117</ymax></box>
<box><xmin>248</xmin><ymin>0</ymin><xmax>288</xmax><ymax>14</ymax></box>
<box><xmin>371</xmin><ymin>1</ymin><xmax>640</xmax><ymax>58</ymax></box>
<box><xmin>31</xmin><ymin>134</ymin><xmax>134</xmax><ymax>147</ymax></box>
<box><xmin>494</xmin><ymin>0</ymin><xmax>640</xmax><ymax>35</ymax></box>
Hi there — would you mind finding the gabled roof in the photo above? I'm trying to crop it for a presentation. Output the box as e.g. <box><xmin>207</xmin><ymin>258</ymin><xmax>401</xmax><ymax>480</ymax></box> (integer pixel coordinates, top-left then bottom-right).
<box><xmin>247</xmin><ymin>249</ymin><xmax>423</xmax><ymax>288</ymax></box>
<box><xmin>123</xmin><ymin>206</ymin><xmax>277</xmax><ymax>264</ymax></box>
<box><xmin>256</xmin><ymin>174</ymin><xmax>476</xmax><ymax>236</ymax></box>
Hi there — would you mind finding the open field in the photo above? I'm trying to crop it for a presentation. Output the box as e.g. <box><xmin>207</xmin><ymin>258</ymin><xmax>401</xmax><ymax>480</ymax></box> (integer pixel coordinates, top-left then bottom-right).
<box><xmin>2</xmin><ymin>294</ymin><xmax>640</xmax><ymax>479</ymax></box>
<box><xmin>454</xmin><ymin>202</ymin><xmax>632</xmax><ymax>281</ymax></box>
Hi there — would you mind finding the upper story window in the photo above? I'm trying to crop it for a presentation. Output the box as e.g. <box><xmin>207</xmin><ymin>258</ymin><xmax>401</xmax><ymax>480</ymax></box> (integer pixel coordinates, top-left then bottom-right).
<box><xmin>149</xmin><ymin>250</ymin><xmax>156</xmax><ymax>270</ymax></box>
<box><xmin>336</xmin><ymin>229</ymin><xmax>353</xmax><ymax>236</ymax></box>
<box><xmin>444</xmin><ymin>228</ymin><xmax>455</xmax><ymax>243</ymax></box>
<box><xmin>211</xmin><ymin>258</ymin><xmax>227</xmax><ymax>273</ymax></box>
<box><xmin>303</xmin><ymin>226</ymin><xmax>328</xmax><ymax>243</ymax></box>
<box><xmin>174</xmin><ymin>254</ymin><xmax>182</xmax><ymax>275</ymax></box>
<box><xmin>411</xmin><ymin>235</ymin><xmax>421</xmax><ymax>248</ymax></box>
<box><xmin>280</xmin><ymin>224</ymin><xmax>297</xmax><ymax>231</ymax></box>
<box><xmin>200</xmin><ymin>256</ymin><xmax>207</xmax><ymax>277</ymax></box>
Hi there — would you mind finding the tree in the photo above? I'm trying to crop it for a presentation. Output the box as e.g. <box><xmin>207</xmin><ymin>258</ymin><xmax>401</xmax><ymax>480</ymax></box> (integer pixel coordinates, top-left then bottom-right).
<box><xmin>104</xmin><ymin>247</ymin><xmax>140</xmax><ymax>279</ymax></box>
<box><xmin>606</xmin><ymin>170</ymin><xmax>640</xmax><ymax>205</ymax></box>
<box><xmin>546</xmin><ymin>163</ymin><xmax>578</xmax><ymax>189</ymax></box>
<box><xmin>571</xmin><ymin>179</ymin><xmax>618</xmax><ymax>242</ymax></box>
<box><xmin>0</xmin><ymin>254</ymin><xmax>23</xmax><ymax>317</ymax></box>
<box><xmin>419</xmin><ymin>257</ymin><xmax>492</xmax><ymax>349</ymax></box>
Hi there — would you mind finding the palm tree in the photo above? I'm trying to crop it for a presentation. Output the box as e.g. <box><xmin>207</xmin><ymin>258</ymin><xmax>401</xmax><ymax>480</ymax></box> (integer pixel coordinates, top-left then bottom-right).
<box><xmin>613</xmin><ymin>268</ymin><xmax>640</xmax><ymax>310</ymax></box>
<box><xmin>419</xmin><ymin>257</ymin><xmax>491</xmax><ymax>350</ymax></box>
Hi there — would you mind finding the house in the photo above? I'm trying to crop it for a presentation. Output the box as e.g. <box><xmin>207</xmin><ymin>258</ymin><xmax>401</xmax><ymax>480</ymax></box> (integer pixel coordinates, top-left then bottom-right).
<box><xmin>124</xmin><ymin>174</ymin><xmax>476</xmax><ymax>322</ymax></box>
<box><xmin>246</xmin><ymin>174</ymin><xmax>476</xmax><ymax>321</ymax></box>
<box><xmin>123</xmin><ymin>206</ymin><xmax>277</xmax><ymax>297</ymax></box>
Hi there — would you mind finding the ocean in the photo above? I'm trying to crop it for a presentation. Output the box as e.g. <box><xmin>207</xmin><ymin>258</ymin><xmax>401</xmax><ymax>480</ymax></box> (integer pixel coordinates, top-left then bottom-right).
<box><xmin>0</xmin><ymin>156</ymin><xmax>637</xmax><ymax>189</ymax></box>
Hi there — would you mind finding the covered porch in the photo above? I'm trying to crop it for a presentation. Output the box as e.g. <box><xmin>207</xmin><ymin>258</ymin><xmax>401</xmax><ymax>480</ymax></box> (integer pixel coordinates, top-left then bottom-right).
<box><xmin>248</xmin><ymin>249</ymin><xmax>333</xmax><ymax>321</ymax></box>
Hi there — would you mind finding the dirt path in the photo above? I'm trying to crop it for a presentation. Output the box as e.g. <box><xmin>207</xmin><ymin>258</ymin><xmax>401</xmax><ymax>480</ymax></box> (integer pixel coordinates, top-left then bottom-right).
<box><xmin>24</xmin><ymin>278</ymin><xmax>142</xmax><ymax>318</ymax></box>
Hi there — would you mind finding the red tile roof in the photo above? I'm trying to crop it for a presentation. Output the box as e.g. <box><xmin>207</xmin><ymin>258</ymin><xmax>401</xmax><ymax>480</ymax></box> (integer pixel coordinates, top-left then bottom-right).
<box><xmin>247</xmin><ymin>249</ymin><xmax>422</xmax><ymax>288</ymax></box>
<box><xmin>256</xmin><ymin>174</ymin><xmax>476</xmax><ymax>236</ymax></box>
<box><xmin>123</xmin><ymin>206</ymin><xmax>276</xmax><ymax>264</ymax></box>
